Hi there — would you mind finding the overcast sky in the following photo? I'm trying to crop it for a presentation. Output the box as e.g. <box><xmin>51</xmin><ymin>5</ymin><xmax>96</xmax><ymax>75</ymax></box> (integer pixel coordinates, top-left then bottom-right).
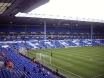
<box><xmin>30</xmin><ymin>0</ymin><xmax>104</xmax><ymax>20</ymax></box>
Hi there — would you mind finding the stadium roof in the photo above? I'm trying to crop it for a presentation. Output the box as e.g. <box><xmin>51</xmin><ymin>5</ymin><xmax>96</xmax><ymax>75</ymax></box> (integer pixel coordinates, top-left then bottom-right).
<box><xmin>0</xmin><ymin>0</ymin><xmax>104</xmax><ymax>27</ymax></box>
<box><xmin>15</xmin><ymin>0</ymin><xmax>104</xmax><ymax>23</ymax></box>
<box><xmin>0</xmin><ymin>0</ymin><xmax>49</xmax><ymax>23</ymax></box>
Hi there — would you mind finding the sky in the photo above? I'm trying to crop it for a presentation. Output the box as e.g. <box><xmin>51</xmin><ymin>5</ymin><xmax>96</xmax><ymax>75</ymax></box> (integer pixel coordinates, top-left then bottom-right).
<box><xmin>16</xmin><ymin>0</ymin><xmax>104</xmax><ymax>21</ymax></box>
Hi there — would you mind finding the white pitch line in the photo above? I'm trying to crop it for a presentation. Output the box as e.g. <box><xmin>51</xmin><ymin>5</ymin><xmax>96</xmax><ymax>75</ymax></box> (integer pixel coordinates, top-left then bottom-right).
<box><xmin>50</xmin><ymin>63</ymin><xmax>83</xmax><ymax>78</ymax></box>
<box><xmin>51</xmin><ymin>51</ymin><xmax>104</xmax><ymax>71</ymax></box>
<box><xmin>54</xmin><ymin>51</ymin><xmax>104</xmax><ymax>64</ymax></box>
<box><xmin>43</xmin><ymin>50</ymin><xmax>104</xmax><ymax>72</ymax></box>
<box><xmin>45</xmin><ymin>49</ymin><xmax>104</xmax><ymax>71</ymax></box>
<box><xmin>60</xmin><ymin>64</ymin><xmax>72</xmax><ymax>67</ymax></box>
<box><xmin>36</xmin><ymin>49</ymin><xmax>104</xmax><ymax>76</ymax></box>
<box><xmin>55</xmin><ymin>51</ymin><xmax>103</xmax><ymax>65</ymax></box>
<box><xmin>35</xmin><ymin>50</ymin><xmax>73</xmax><ymax>67</ymax></box>
<box><xmin>52</xmin><ymin>57</ymin><xmax>73</xmax><ymax>66</ymax></box>
<box><xmin>55</xmin><ymin>49</ymin><xmax>104</xmax><ymax>58</ymax></box>
<box><xmin>71</xmin><ymin>54</ymin><xmax>104</xmax><ymax>64</ymax></box>
<box><xmin>41</xmin><ymin>50</ymin><xmax>73</xmax><ymax>66</ymax></box>
<box><xmin>91</xmin><ymin>74</ymin><xmax>104</xmax><ymax>78</ymax></box>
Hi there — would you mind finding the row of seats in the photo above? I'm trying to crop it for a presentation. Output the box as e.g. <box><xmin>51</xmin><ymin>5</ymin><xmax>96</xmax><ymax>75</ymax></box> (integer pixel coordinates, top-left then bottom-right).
<box><xmin>20</xmin><ymin>39</ymin><xmax>104</xmax><ymax>49</ymax></box>
<box><xmin>0</xmin><ymin>38</ymin><xmax>104</xmax><ymax>49</ymax></box>
<box><xmin>0</xmin><ymin>47</ymin><xmax>56</xmax><ymax>78</ymax></box>
<box><xmin>0</xmin><ymin>26</ymin><xmax>103</xmax><ymax>34</ymax></box>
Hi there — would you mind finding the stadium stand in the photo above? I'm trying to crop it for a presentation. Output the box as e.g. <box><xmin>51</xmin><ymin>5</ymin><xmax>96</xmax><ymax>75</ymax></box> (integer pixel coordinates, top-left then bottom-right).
<box><xmin>0</xmin><ymin>26</ymin><xmax>104</xmax><ymax>50</ymax></box>
<box><xmin>0</xmin><ymin>25</ymin><xmax>103</xmax><ymax>78</ymax></box>
<box><xmin>0</xmin><ymin>47</ymin><xmax>60</xmax><ymax>78</ymax></box>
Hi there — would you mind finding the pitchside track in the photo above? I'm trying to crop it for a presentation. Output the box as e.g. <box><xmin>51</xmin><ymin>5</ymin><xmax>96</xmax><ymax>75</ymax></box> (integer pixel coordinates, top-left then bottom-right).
<box><xmin>28</xmin><ymin>46</ymin><xmax>104</xmax><ymax>78</ymax></box>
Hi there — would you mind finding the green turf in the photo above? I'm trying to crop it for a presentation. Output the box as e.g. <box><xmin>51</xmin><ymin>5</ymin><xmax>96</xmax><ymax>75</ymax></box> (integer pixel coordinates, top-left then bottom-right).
<box><xmin>27</xmin><ymin>46</ymin><xmax>104</xmax><ymax>78</ymax></box>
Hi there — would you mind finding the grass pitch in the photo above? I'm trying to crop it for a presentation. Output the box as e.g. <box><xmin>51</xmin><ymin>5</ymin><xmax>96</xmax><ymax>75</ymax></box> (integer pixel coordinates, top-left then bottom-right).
<box><xmin>28</xmin><ymin>46</ymin><xmax>104</xmax><ymax>78</ymax></box>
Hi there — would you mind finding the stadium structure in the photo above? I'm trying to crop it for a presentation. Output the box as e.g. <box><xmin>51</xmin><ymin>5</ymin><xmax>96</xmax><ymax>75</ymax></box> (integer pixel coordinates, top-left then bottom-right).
<box><xmin>0</xmin><ymin>0</ymin><xmax>104</xmax><ymax>78</ymax></box>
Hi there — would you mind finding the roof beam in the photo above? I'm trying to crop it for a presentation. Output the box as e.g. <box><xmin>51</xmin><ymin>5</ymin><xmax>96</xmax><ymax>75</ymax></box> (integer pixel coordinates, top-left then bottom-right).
<box><xmin>19</xmin><ymin>0</ymin><xmax>50</xmax><ymax>13</ymax></box>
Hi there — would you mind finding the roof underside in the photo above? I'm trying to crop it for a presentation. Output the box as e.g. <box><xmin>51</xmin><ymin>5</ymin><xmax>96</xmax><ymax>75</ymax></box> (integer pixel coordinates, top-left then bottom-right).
<box><xmin>0</xmin><ymin>17</ymin><xmax>104</xmax><ymax>27</ymax></box>
<box><xmin>0</xmin><ymin>0</ymin><xmax>49</xmax><ymax>23</ymax></box>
